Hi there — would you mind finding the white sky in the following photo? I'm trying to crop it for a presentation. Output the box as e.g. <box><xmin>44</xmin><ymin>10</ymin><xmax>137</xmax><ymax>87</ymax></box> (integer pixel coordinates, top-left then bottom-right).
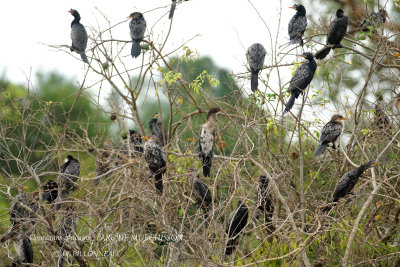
<box><xmin>0</xmin><ymin>0</ymin><xmax>293</xmax><ymax>88</ymax></box>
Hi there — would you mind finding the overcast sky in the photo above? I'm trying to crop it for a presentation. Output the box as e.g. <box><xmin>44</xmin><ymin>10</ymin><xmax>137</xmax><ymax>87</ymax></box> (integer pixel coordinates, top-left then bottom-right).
<box><xmin>1</xmin><ymin>0</ymin><xmax>294</xmax><ymax>88</ymax></box>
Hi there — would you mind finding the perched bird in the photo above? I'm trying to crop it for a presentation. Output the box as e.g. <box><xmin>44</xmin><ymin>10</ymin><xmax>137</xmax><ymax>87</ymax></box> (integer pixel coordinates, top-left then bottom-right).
<box><xmin>288</xmin><ymin>4</ymin><xmax>307</xmax><ymax>45</ymax></box>
<box><xmin>315</xmin><ymin>9</ymin><xmax>348</xmax><ymax>60</ymax></box>
<box><xmin>130</xmin><ymin>130</ymin><xmax>144</xmax><ymax>153</ymax></box>
<box><xmin>360</xmin><ymin>9</ymin><xmax>388</xmax><ymax>32</ymax></box>
<box><xmin>257</xmin><ymin>175</ymin><xmax>274</xmax><ymax>233</ymax></box>
<box><xmin>199</xmin><ymin>108</ymin><xmax>221</xmax><ymax>177</ymax></box>
<box><xmin>144</xmin><ymin>135</ymin><xmax>167</xmax><ymax>194</ymax></box>
<box><xmin>149</xmin><ymin>113</ymin><xmax>168</xmax><ymax>146</ymax></box>
<box><xmin>284</xmin><ymin>52</ymin><xmax>317</xmax><ymax>113</ymax></box>
<box><xmin>12</xmin><ymin>237</ymin><xmax>33</xmax><ymax>267</ymax></box>
<box><xmin>55</xmin><ymin>155</ymin><xmax>80</xmax><ymax>210</ymax></box>
<box><xmin>68</xmin><ymin>9</ymin><xmax>89</xmax><ymax>64</ymax></box>
<box><xmin>128</xmin><ymin>12</ymin><xmax>147</xmax><ymax>58</ymax></box>
<box><xmin>117</xmin><ymin>130</ymin><xmax>144</xmax><ymax>166</ymax></box>
<box><xmin>322</xmin><ymin>160</ymin><xmax>380</xmax><ymax>213</ymax></box>
<box><xmin>57</xmin><ymin>207</ymin><xmax>77</xmax><ymax>267</ymax></box>
<box><xmin>314</xmin><ymin>114</ymin><xmax>346</xmax><ymax>157</ymax></box>
<box><xmin>247</xmin><ymin>43</ymin><xmax>266</xmax><ymax>92</ymax></box>
<box><xmin>94</xmin><ymin>141</ymin><xmax>113</xmax><ymax>185</ymax></box>
<box><xmin>374</xmin><ymin>103</ymin><xmax>391</xmax><ymax>130</ymax></box>
<box><xmin>189</xmin><ymin>172</ymin><xmax>212</xmax><ymax>219</ymax></box>
<box><xmin>169</xmin><ymin>0</ymin><xmax>177</xmax><ymax>19</ymax></box>
<box><xmin>42</xmin><ymin>180</ymin><xmax>58</xmax><ymax>204</ymax></box>
<box><xmin>225</xmin><ymin>201</ymin><xmax>249</xmax><ymax>256</ymax></box>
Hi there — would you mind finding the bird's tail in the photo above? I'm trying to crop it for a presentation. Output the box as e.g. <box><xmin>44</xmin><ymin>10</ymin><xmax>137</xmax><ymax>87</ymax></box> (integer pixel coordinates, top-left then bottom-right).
<box><xmin>264</xmin><ymin>215</ymin><xmax>275</xmax><ymax>234</ymax></box>
<box><xmin>154</xmin><ymin>172</ymin><xmax>164</xmax><ymax>195</ymax></box>
<box><xmin>314</xmin><ymin>143</ymin><xmax>329</xmax><ymax>157</ymax></box>
<box><xmin>315</xmin><ymin>46</ymin><xmax>331</xmax><ymax>60</ymax></box>
<box><xmin>202</xmin><ymin>155</ymin><xmax>212</xmax><ymax>177</ymax></box>
<box><xmin>225</xmin><ymin>238</ymin><xmax>237</xmax><ymax>256</ymax></box>
<box><xmin>131</xmin><ymin>40</ymin><xmax>142</xmax><ymax>58</ymax></box>
<box><xmin>23</xmin><ymin>237</ymin><xmax>33</xmax><ymax>264</ymax></box>
<box><xmin>80</xmin><ymin>53</ymin><xmax>89</xmax><ymax>64</ymax></box>
<box><xmin>290</xmin><ymin>36</ymin><xmax>303</xmax><ymax>45</ymax></box>
<box><xmin>58</xmin><ymin>248</ymin><xmax>65</xmax><ymax>267</ymax></box>
<box><xmin>54</xmin><ymin>190</ymin><xmax>67</xmax><ymax>210</ymax></box>
<box><xmin>251</xmin><ymin>71</ymin><xmax>259</xmax><ymax>92</ymax></box>
<box><xmin>169</xmin><ymin>2</ymin><xmax>176</xmax><ymax>19</ymax></box>
<box><xmin>284</xmin><ymin>93</ymin><xmax>297</xmax><ymax>113</ymax></box>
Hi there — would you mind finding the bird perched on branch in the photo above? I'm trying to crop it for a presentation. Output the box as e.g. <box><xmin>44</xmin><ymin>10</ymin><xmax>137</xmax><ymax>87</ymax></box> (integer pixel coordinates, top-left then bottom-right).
<box><xmin>68</xmin><ymin>9</ymin><xmax>88</xmax><ymax>64</ymax></box>
<box><xmin>55</xmin><ymin>155</ymin><xmax>80</xmax><ymax>210</ymax></box>
<box><xmin>144</xmin><ymin>135</ymin><xmax>167</xmax><ymax>194</ymax></box>
<box><xmin>189</xmin><ymin>171</ymin><xmax>212</xmax><ymax>220</ymax></box>
<box><xmin>225</xmin><ymin>200</ymin><xmax>249</xmax><ymax>256</ymax></box>
<box><xmin>360</xmin><ymin>9</ymin><xmax>388</xmax><ymax>33</ymax></box>
<box><xmin>284</xmin><ymin>52</ymin><xmax>317</xmax><ymax>113</ymax></box>
<box><xmin>257</xmin><ymin>175</ymin><xmax>274</xmax><ymax>234</ymax></box>
<box><xmin>149</xmin><ymin>113</ymin><xmax>168</xmax><ymax>146</ymax></box>
<box><xmin>373</xmin><ymin>103</ymin><xmax>391</xmax><ymax>130</ymax></box>
<box><xmin>314</xmin><ymin>114</ymin><xmax>346</xmax><ymax>157</ymax></box>
<box><xmin>169</xmin><ymin>0</ymin><xmax>177</xmax><ymax>19</ymax></box>
<box><xmin>199</xmin><ymin>108</ymin><xmax>221</xmax><ymax>177</ymax></box>
<box><xmin>288</xmin><ymin>4</ymin><xmax>307</xmax><ymax>45</ymax></box>
<box><xmin>321</xmin><ymin>160</ymin><xmax>380</xmax><ymax>213</ymax></box>
<box><xmin>42</xmin><ymin>180</ymin><xmax>58</xmax><ymax>204</ymax></box>
<box><xmin>247</xmin><ymin>43</ymin><xmax>266</xmax><ymax>92</ymax></box>
<box><xmin>128</xmin><ymin>12</ymin><xmax>146</xmax><ymax>58</ymax></box>
<box><xmin>315</xmin><ymin>9</ymin><xmax>348</xmax><ymax>60</ymax></box>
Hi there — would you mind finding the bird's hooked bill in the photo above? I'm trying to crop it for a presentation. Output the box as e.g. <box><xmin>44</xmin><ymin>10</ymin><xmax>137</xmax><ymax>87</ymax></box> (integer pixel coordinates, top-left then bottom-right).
<box><xmin>340</xmin><ymin>117</ymin><xmax>348</xmax><ymax>120</ymax></box>
<box><xmin>289</xmin><ymin>6</ymin><xmax>297</xmax><ymax>9</ymax></box>
<box><xmin>22</xmin><ymin>186</ymin><xmax>29</xmax><ymax>190</ymax></box>
<box><xmin>372</xmin><ymin>162</ymin><xmax>381</xmax><ymax>166</ymax></box>
<box><xmin>141</xmin><ymin>136</ymin><xmax>150</xmax><ymax>140</ymax></box>
<box><xmin>298</xmin><ymin>54</ymin><xmax>306</xmax><ymax>58</ymax></box>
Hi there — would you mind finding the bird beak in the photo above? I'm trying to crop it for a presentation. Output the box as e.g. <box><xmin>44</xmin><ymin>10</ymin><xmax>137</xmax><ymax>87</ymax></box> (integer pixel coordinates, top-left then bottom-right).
<box><xmin>68</xmin><ymin>10</ymin><xmax>73</xmax><ymax>14</ymax></box>
<box><xmin>372</xmin><ymin>162</ymin><xmax>380</xmax><ymax>166</ymax></box>
<box><xmin>22</xmin><ymin>186</ymin><xmax>29</xmax><ymax>190</ymax></box>
<box><xmin>153</xmin><ymin>114</ymin><xmax>159</xmax><ymax>119</ymax></box>
<box><xmin>340</xmin><ymin>117</ymin><xmax>348</xmax><ymax>121</ymax></box>
<box><xmin>298</xmin><ymin>54</ymin><xmax>306</xmax><ymax>58</ymax></box>
<box><xmin>127</xmin><ymin>15</ymin><xmax>132</xmax><ymax>19</ymax></box>
<box><xmin>289</xmin><ymin>6</ymin><xmax>297</xmax><ymax>9</ymax></box>
<box><xmin>141</xmin><ymin>136</ymin><xmax>150</xmax><ymax>141</ymax></box>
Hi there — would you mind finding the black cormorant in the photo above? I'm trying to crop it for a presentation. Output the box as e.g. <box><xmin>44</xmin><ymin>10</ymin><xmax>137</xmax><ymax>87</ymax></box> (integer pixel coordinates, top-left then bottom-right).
<box><xmin>169</xmin><ymin>0</ymin><xmax>177</xmax><ymax>19</ymax></box>
<box><xmin>149</xmin><ymin>113</ymin><xmax>168</xmax><ymax>146</ymax></box>
<box><xmin>315</xmin><ymin>9</ymin><xmax>348</xmax><ymax>60</ymax></box>
<box><xmin>257</xmin><ymin>175</ymin><xmax>274</xmax><ymax>233</ymax></box>
<box><xmin>55</xmin><ymin>155</ymin><xmax>80</xmax><ymax>210</ymax></box>
<box><xmin>225</xmin><ymin>200</ymin><xmax>249</xmax><ymax>256</ymax></box>
<box><xmin>68</xmin><ymin>9</ymin><xmax>89</xmax><ymax>64</ymax></box>
<box><xmin>189</xmin><ymin>172</ymin><xmax>212</xmax><ymax>219</ymax></box>
<box><xmin>128</xmin><ymin>12</ymin><xmax>147</xmax><ymax>58</ymax></box>
<box><xmin>144</xmin><ymin>135</ymin><xmax>167</xmax><ymax>194</ymax></box>
<box><xmin>314</xmin><ymin>114</ymin><xmax>346</xmax><ymax>156</ymax></box>
<box><xmin>322</xmin><ymin>160</ymin><xmax>380</xmax><ymax>213</ymax></box>
<box><xmin>42</xmin><ymin>180</ymin><xmax>58</xmax><ymax>204</ymax></box>
<box><xmin>247</xmin><ymin>43</ymin><xmax>266</xmax><ymax>92</ymax></box>
<box><xmin>199</xmin><ymin>108</ymin><xmax>221</xmax><ymax>177</ymax></box>
<box><xmin>360</xmin><ymin>9</ymin><xmax>388</xmax><ymax>32</ymax></box>
<box><xmin>284</xmin><ymin>52</ymin><xmax>317</xmax><ymax>113</ymax></box>
<box><xmin>288</xmin><ymin>4</ymin><xmax>307</xmax><ymax>45</ymax></box>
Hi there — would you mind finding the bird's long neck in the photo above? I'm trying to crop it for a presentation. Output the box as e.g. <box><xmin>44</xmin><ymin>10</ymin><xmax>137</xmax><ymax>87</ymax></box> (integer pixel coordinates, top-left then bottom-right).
<box><xmin>206</xmin><ymin>117</ymin><xmax>216</xmax><ymax>128</ymax></box>
<box><xmin>296</xmin><ymin>9</ymin><xmax>306</xmax><ymax>17</ymax></box>
<box><xmin>308</xmin><ymin>59</ymin><xmax>317</xmax><ymax>72</ymax></box>
<box><xmin>354</xmin><ymin>163</ymin><xmax>371</xmax><ymax>178</ymax></box>
<box><xmin>71</xmin><ymin>15</ymin><xmax>81</xmax><ymax>27</ymax></box>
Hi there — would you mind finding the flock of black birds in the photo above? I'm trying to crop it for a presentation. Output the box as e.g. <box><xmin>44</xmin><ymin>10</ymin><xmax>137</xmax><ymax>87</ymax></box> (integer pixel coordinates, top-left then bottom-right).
<box><xmin>0</xmin><ymin>2</ymin><xmax>390</xmax><ymax>265</ymax></box>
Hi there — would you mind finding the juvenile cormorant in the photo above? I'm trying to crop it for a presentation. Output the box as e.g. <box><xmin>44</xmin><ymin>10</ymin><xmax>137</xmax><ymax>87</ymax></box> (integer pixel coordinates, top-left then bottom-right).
<box><xmin>247</xmin><ymin>43</ymin><xmax>266</xmax><ymax>92</ymax></box>
<box><xmin>322</xmin><ymin>160</ymin><xmax>380</xmax><ymax>213</ymax></box>
<box><xmin>284</xmin><ymin>52</ymin><xmax>317</xmax><ymax>113</ymax></box>
<box><xmin>374</xmin><ymin>103</ymin><xmax>391</xmax><ymax>130</ymax></box>
<box><xmin>314</xmin><ymin>114</ymin><xmax>346</xmax><ymax>156</ymax></box>
<box><xmin>257</xmin><ymin>175</ymin><xmax>274</xmax><ymax>233</ymax></box>
<box><xmin>68</xmin><ymin>9</ymin><xmax>89</xmax><ymax>64</ymax></box>
<box><xmin>225</xmin><ymin>200</ymin><xmax>249</xmax><ymax>256</ymax></box>
<box><xmin>189</xmin><ymin>172</ymin><xmax>212</xmax><ymax>219</ymax></box>
<box><xmin>315</xmin><ymin>9</ymin><xmax>348</xmax><ymax>60</ymax></box>
<box><xmin>199</xmin><ymin>108</ymin><xmax>221</xmax><ymax>177</ymax></box>
<box><xmin>149</xmin><ymin>113</ymin><xmax>168</xmax><ymax>146</ymax></box>
<box><xmin>57</xmin><ymin>207</ymin><xmax>77</xmax><ymax>267</ymax></box>
<box><xmin>128</xmin><ymin>12</ymin><xmax>147</xmax><ymax>58</ymax></box>
<box><xmin>360</xmin><ymin>9</ymin><xmax>388</xmax><ymax>32</ymax></box>
<box><xmin>288</xmin><ymin>4</ymin><xmax>307</xmax><ymax>45</ymax></box>
<box><xmin>42</xmin><ymin>180</ymin><xmax>58</xmax><ymax>204</ymax></box>
<box><xmin>55</xmin><ymin>155</ymin><xmax>80</xmax><ymax>210</ymax></box>
<box><xmin>144</xmin><ymin>135</ymin><xmax>167</xmax><ymax>194</ymax></box>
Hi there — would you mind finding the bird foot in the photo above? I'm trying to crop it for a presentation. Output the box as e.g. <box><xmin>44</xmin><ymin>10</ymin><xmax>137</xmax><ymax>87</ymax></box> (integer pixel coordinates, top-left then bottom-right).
<box><xmin>331</xmin><ymin>144</ymin><xmax>337</xmax><ymax>149</ymax></box>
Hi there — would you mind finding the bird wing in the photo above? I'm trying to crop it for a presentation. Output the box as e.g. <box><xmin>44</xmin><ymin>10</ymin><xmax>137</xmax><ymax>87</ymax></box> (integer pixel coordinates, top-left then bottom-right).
<box><xmin>289</xmin><ymin>63</ymin><xmax>313</xmax><ymax>93</ymax></box>
<box><xmin>320</xmin><ymin>121</ymin><xmax>342</xmax><ymax>143</ymax></box>
<box><xmin>289</xmin><ymin>16</ymin><xmax>307</xmax><ymax>38</ymax></box>
<box><xmin>199</xmin><ymin>125</ymin><xmax>215</xmax><ymax>155</ymax></box>
<box><xmin>129</xmin><ymin>17</ymin><xmax>147</xmax><ymax>40</ymax></box>
<box><xmin>327</xmin><ymin>17</ymin><xmax>348</xmax><ymax>45</ymax></box>
<box><xmin>71</xmin><ymin>23</ymin><xmax>88</xmax><ymax>52</ymax></box>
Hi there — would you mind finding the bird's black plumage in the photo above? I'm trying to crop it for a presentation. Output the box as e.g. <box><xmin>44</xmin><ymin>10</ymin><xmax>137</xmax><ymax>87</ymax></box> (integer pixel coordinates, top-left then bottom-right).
<box><xmin>199</xmin><ymin>108</ymin><xmax>221</xmax><ymax>177</ymax></box>
<box><xmin>189</xmin><ymin>172</ymin><xmax>212</xmax><ymax>219</ymax></box>
<box><xmin>288</xmin><ymin>4</ymin><xmax>307</xmax><ymax>45</ymax></box>
<box><xmin>128</xmin><ymin>12</ymin><xmax>146</xmax><ymax>58</ymax></box>
<box><xmin>284</xmin><ymin>52</ymin><xmax>317</xmax><ymax>113</ymax></box>
<box><xmin>55</xmin><ymin>155</ymin><xmax>80</xmax><ymax>210</ymax></box>
<box><xmin>257</xmin><ymin>175</ymin><xmax>274</xmax><ymax>233</ymax></box>
<box><xmin>315</xmin><ymin>9</ymin><xmax>348</xmax><ymax>60</ymax></box>
<box><xmin>314</xmin><ymin>114</ymin><xmax>346</xmax><ymax>156</ymax></box>
<box><xmin>247</xmin><ymin>43</ymin><xmax>266</xmax><ymax>92</ymax></box>
<box><xmin>42</xmin><ymin>180</ymin><xmax>58</xmax><ymax>204</ymax></box>
<box><xmin>68</xmin><ymin>9</ymin><xmax>89</xmax><ymax>64</ymax></box>
<box><xmin>360</xmin><ymin>9</ymin><xmax>387</xmax><ymax>32</ymax></box>
<box><xmin>374</xmin><ymin>103</ymin><xmax>391</xmax><ymax>130</ymax></box>
<box><xmin>225</xmin><ymin>201</ymin><xmax>249</xmax><ymax>256</ymax></box>
<box><xmin>322</xmin><ymin>161</ymin><xmax>380</xmax><ymax>213</ymax></box>
<box><xmin>169</xmin><ymin>0</ymin><xmax>177</xmax><ymax>19</ymax></box>
<box><xmin>144</xmin><ymin>135</ymin><xmax>167</xmax><ymax>194</ymax></box>
<box><xmin>149</xmin><ymin>113</ymin><xmax>168</xmax><ymax>146</ymax></box>
<box><xmin>12</xmin><ymin>237</ymin><xmax>33</xmax><ymax>267</ymax></box>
